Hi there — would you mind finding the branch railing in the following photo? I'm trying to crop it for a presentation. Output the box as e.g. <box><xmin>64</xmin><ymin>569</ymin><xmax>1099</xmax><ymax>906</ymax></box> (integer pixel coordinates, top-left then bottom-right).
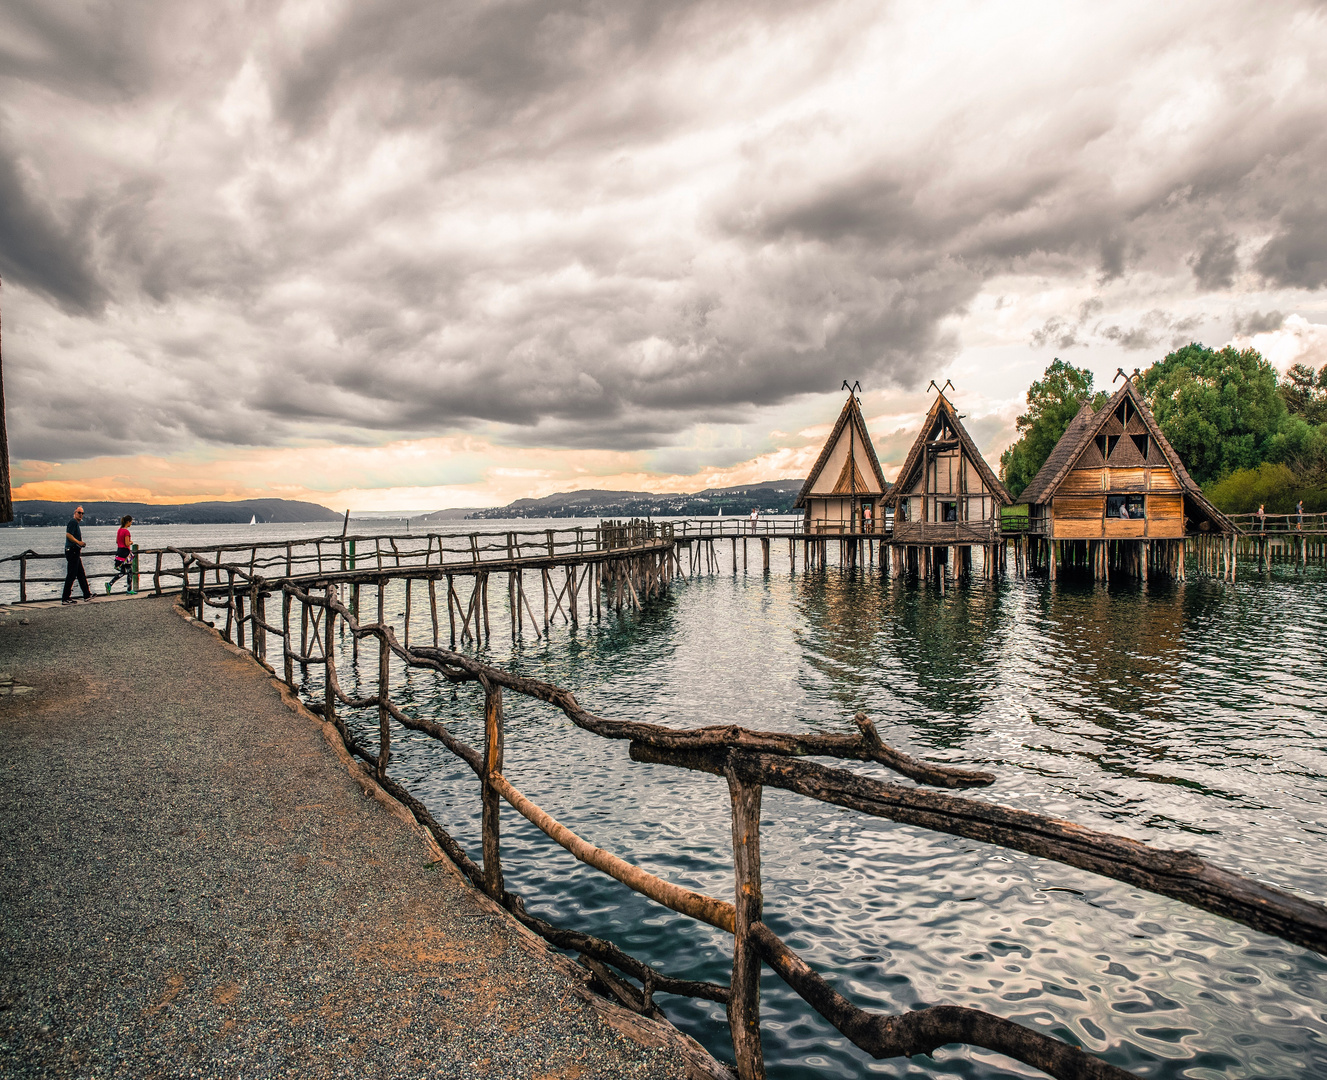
<box><xmin>171</xmin><ymin>545</ymin><xmax>1327</xmax><ymax>1080</ymax></box>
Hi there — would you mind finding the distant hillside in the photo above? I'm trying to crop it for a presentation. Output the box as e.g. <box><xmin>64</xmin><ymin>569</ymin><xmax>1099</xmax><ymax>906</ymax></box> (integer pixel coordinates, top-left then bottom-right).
<box><xmin>467</xmin><ymin>479</ymin><xmax>809</xmax><ymax>519</ymax></box>
<box><xmin>417</xmin><ymin>507</ymin><xmax>488</xmax><ymax>523</ymax></box>
<box><xmin>8</xmin><ymin>498</ymin><xmax>341</xmax><ymax>527</ymax></box>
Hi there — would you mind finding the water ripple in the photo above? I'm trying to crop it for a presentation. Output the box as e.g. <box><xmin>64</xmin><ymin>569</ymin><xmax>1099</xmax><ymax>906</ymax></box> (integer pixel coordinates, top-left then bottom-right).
<box><xmin>333</xmin><ymin>558</ymin><xmax>1327</xmax><ymax>1079</ymax></box>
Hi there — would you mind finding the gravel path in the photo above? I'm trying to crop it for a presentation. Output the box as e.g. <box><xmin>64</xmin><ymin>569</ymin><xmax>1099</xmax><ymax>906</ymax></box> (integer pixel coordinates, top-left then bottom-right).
<box><xmin>0</xmin><ymin>596</ymin><xmax>716</xmax><ymax>1079</ymax></box>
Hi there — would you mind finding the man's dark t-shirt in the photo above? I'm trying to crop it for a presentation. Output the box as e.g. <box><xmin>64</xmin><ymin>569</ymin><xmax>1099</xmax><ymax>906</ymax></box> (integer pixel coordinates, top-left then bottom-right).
<box><xmin>65</xmin><ymin>519</ymin><xmax>83</xmax><ymax>554</ymax></box>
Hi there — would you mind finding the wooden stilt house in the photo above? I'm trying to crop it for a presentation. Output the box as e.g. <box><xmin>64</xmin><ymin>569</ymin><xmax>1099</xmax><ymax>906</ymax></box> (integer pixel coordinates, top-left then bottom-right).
<box><xmin>1016</xmin><ymin>375</ymin><xmax>1236</xmax><ymax>581</ymax></box>
<box><xmin>794</xmin><ymin>390</ymin><xmax>889</xmax><ymax>535</ymax></box>
<box><xmin>887</xmin><ymin>391</ymin><xmax>1011</xmax><ymax>577</ymax></box>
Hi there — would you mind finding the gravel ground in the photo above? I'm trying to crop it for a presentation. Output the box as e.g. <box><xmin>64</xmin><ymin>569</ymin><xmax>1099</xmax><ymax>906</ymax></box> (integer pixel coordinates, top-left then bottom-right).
<box><xmin>0</xmin><ymin>596</ymin><xmax>702</xmax><ymax>1079</ymax></box>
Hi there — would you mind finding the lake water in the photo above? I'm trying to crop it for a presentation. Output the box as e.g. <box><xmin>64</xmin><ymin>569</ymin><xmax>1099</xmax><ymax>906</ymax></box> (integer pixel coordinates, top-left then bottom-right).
<box><xmin>6</xmin><ymin>519</ymin><xmax>1326</xmax><ymax>1077</ymax></box>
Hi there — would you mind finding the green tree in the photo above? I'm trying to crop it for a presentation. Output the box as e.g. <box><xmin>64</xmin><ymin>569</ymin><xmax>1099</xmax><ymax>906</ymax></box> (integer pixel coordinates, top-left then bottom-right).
<box><xmin>1280</xmin><ymin>362</ymin><xmax>1327</xmax><ymax>426</ymax></box>
<box><xmin>1000</xmin><ymin>359</ymin><xmax>1106</xmax><ymax>499</ymax></box>
<box><xmin>1138</xmin><ymin>343</ymin><xmax>1287</xmax><ymax>486</ymax></box>
<box><xmin>1205</xmin><ymin>462</ymin><xmax>1327</xmax><ymax>514</ymax></box>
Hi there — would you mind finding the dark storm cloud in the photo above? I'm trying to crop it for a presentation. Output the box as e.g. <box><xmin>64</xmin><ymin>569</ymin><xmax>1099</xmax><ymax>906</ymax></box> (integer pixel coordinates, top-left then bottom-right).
<box><xmin>5</xmin><ymin>0</ymin><xmax>1327</xmax><ymax>464</ymax></box>
<box><xmin>1189</xmin><ymin>231</ymin><xmax>1240</xmax><ymax>290</ymax></box>
<box><xmin>1257</xmin><ymin>204</ymin><xmax>1327</xmax><ymax>289</ymax></box>
<box><xmin>0</xmin><ymin>128</ymin><xmax>104</xmax><ymax>311</ymax></box>
<box><xmin>275</xmin><ymin>0</ymin><xmax>689</xmax><ymax>133</ymax></box>
<box><xmin>1236</xmin><ymin>310</ymin><xmax>1285</xmax><ymax>334</ymax></box>
<box><xmin>0</xmin><ymin>1</ymin><xmax>158</xmax><ymax>100</ymax></box>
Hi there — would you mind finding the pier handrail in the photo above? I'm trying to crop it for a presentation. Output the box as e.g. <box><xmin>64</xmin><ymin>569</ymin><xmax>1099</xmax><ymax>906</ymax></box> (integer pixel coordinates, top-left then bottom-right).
<box><xmin>1228</xmin><ymin>510</ymin><xmax>1326</xmax><ymax>534</ymax></box>
<box><xmin>0</xmin><ymin>522</ymin><xmax>674</xmax><ymax>603</ymax></box>
<box><xmin>168</xmin><ymin>545</ymin><xmax>1327</xmax><ymax>1080</ymax></box>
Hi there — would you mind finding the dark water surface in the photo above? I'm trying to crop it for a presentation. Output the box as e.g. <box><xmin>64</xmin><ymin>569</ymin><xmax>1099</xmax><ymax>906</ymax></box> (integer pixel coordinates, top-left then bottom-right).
<box><xmin>320</xmin><ymin>545</ymin><xmax>1327</xmax><ymax>1079</ymax></box>
<box><xmin>13</xmin><ymin>520</ymin><xmax>1318</xmax><ymax>1076</ymax></box>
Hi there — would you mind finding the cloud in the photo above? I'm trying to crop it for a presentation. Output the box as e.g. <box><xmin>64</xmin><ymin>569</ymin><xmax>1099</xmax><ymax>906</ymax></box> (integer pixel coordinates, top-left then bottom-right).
<box><xmin>1257</xmin><ymin>203</ymin><xmax>1327</xmax><ymax>289</ymax></box>
<box><xmin>1235</xmin><ymin>309</ymin><xmax>1284</xmax><ymax>335</ymax></box>
<box><xmin>1030</xmin><ymin>302</ymin><xmax>1205</xmax><ymax>353</ymax></box>
<box><xmin>0</xmin><ymin>126</ymin><xmax>104</xmax><ymax>311</ymax></box>
<box><xmin>4</xmin><ymin>0</ymin><xmax>1327</xmax><ymax>499</ymax></box>
<box><xmin>1189</xmin><ymin>231</ymin><xmax>1239</xmax><ymax>290</ymax></box>
<box><xmin>1031</xmin><ymin>315</ymin><xmax>1086</xmax><ymax>350</ymax></box>
<box><xmin>1228</xmin><ymin>314</ymin><xmax>1327</xmax><ymax>373</ymax></box>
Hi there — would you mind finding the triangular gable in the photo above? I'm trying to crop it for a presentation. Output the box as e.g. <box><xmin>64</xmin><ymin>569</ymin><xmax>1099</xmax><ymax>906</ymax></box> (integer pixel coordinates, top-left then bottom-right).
<box><xmin>889</xmin><ymin>393</ymin><xmax>1012</xmax><ymax>506</ymax></box>
<box><xmin>831</xmin><ymin>456</ymin><xmax>869</xmax><ymax>495</ymax></box>
<box><xmin>1022</xmin><ymin>380</ymin><xmax>1235</xmax><ymax>532</ymax></box>
<box><xmin>795</xmin><ymin>393</ymin><xmax>889</xmax><ymax>506</ymax></box>
<box><xmin>1020</xmin><ymin>402</ymin><xmax>1097</xmax><ymax>506</ymax></box>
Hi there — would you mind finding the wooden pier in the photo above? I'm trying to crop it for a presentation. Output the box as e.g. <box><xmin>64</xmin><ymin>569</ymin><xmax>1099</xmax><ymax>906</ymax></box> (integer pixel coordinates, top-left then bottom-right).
<box><xmin>1229</xmin><ymin>511</ymin><xmax>1327</xmax><ymax>568</ymax></box>
<box><xmin>0</xmin><ymin>509</ymin><xmax>1290</xmax><ymax>613</ymax></box>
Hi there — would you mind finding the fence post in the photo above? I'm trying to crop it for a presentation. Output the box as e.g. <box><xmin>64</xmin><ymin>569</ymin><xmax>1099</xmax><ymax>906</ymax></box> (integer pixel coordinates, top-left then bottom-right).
<box><xmin>130</xmin><ymin>544</ymin><xmax>140</xmax><ymax>594</ymax></box>
<box><xmin>481</xmin><ymin>677</ymin><xmax>505</xmax><ymax>899</ymax></box>
<box><xmin>224</xmin><ymin>570</ymin><xmax>236</xmax><ymax>642</ymax></box>
<box><xmin>377</xmin><ymin>633</ymin><xmax>390</xmax><ymax>779</ymax></box>
<box><xmin>252</xmin><ymin>585</ymin><xmax>263</xmax><ymax>661</ymax></box>
<box><xmin>19</xmin><ymin>555</ymin><xmax>26</xmax><ymax>603</ymax></box>
<box><xmin>282</xmin><ymin>590</ymin><xmax>294</xmax><ymax>685</ymax></box>
<box><xmin>726</xmin><ymin>766</ymin><xmax>765</xmax><ymax>1080</ymax></box>
<box><xmin>323</xmin><ymin>587</ymin><xmax>336</xmax><ymax>724</ymax></box>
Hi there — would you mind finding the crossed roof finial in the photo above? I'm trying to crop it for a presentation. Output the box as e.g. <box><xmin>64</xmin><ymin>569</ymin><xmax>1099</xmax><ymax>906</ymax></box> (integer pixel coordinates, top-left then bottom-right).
<box><xmin>926</xmin><ymin>379</ymin><xmax>955</xmax><ymax>395</ymax></box>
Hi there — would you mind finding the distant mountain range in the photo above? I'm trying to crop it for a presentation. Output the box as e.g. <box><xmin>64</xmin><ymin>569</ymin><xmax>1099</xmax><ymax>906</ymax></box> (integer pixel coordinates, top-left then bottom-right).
<box><xmin>6</xmin><ymin>478</ymin><xmax>859</xmax><ymax>528</ymax></box>
<box><xmin>8</xmin><ymin>498</ymin><xmax>342</xmax><ymax>527</ymax></box>
<box><xmin>465</xmin><ymin>479</ymin><xmax>807</xmax><ymax>519</ymax></box>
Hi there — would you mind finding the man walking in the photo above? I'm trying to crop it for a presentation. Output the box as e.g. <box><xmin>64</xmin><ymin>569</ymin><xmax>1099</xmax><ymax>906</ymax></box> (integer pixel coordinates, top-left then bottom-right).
<box><xmin>62</xmin><ymin>505</ymin><xmax>91</xmax><ymax>604</ymax></box>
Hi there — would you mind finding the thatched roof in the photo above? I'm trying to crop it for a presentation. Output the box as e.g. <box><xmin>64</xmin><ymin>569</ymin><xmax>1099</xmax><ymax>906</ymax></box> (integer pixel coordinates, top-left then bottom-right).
<box><xmin>1019</xmin><ymin>379</ymin><xmax>1234</xmax><ymax>531</ymax></box>
<box><xmin>889</xmin><ymin>393</ymin><xmax>1011</xmax><ymax>506</ymax></box>
<box><xmin>794</xmin><ymin>393</ymin><xmax>889</xmax><ymax>507</ymax></box>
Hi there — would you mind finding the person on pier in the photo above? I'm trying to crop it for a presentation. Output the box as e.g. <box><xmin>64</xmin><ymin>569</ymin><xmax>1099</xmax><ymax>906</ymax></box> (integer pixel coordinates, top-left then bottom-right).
<box><xmin>61</xmin><ymin>506</ymin><xmax>91</xmax><ymax>604</ymax></box>
<box><xmin>106</xmin><ymin>515</ymin><xmax>134</xmax><ymax>593</ymax></box>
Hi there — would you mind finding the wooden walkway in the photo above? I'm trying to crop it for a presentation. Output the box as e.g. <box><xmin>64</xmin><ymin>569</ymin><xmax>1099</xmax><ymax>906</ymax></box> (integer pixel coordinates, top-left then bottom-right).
<box><xmin>0</xmin><ymin>596</ymin><xmax>722</xmax><ymax>1079</ymax></box>
<box><xmin>4</xmin><ymin>512</ymin><xmax>1316</xmax><ymax>612</ymax></box>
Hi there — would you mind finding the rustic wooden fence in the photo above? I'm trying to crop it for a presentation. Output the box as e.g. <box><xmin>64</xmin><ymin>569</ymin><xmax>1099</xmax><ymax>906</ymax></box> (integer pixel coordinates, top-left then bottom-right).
<box><xmin>1229</xmin><ymin>511</ymin><xmax>1327</xmax><ymax>567</ymax></box>
<box><xmin>0</xmin><ymin>522</ymin><xmax>675</xmax><ymax>607</ymax></box>
<box><xmin>167</xmin><ymin>544</ymin><xmax>1327</xmax><ymax>1080</ymax></box>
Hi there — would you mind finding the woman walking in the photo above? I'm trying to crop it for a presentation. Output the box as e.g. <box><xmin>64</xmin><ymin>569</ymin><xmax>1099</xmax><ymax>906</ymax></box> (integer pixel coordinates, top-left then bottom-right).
<box><xmin>105</xmin><ymin>516</ymin><xmax>135</xmax><ymax>593</ymax></box>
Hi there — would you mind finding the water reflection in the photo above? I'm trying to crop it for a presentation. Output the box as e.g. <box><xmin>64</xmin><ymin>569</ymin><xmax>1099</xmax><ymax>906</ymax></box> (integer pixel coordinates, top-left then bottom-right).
<box><xmin>321</xmin><ymin>561</ymin><xmax>1327</xmax><ymax>1079</ymax></box>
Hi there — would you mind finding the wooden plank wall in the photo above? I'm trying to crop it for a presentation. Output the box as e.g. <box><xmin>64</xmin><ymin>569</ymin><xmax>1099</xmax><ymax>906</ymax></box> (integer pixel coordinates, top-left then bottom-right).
<box><xmin>1050</xmin><ymin>464</ymin><xmax>1188</xmax><ymax>539</ymax></box>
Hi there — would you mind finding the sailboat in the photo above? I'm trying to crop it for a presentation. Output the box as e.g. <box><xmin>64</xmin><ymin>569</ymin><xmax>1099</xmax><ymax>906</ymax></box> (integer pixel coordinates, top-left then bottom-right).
<box><xmin>249</xmin><ymin>515</ymin><xmax>257</xmax><ymax>525</ymax></box>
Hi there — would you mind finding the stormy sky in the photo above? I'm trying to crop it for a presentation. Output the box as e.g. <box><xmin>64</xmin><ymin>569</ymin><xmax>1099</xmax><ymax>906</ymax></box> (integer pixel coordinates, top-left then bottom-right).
<box><xmin>4</xmin><ymin>0</ymin><xmax>1327</xmax><ymax>508</ymax></box>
